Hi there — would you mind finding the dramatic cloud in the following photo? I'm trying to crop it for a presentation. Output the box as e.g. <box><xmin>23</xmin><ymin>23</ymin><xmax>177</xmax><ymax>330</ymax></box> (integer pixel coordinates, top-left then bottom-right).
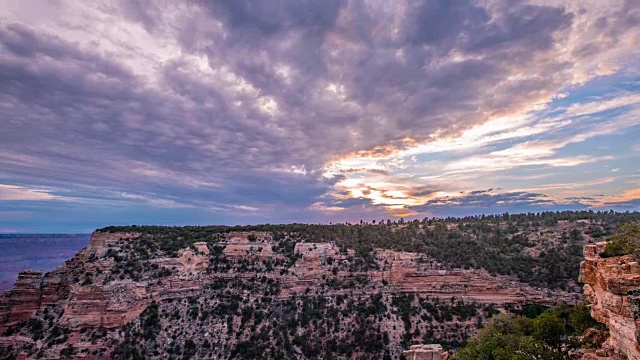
<box><xmin>0</xmin><ymin>184</ymin><xmax>59</xmax><ymax>201</ymax></box>
<box><xmin>0</xmin><ymin>0</ymin><xmax>639</xmax><ymax>231</ymax></box>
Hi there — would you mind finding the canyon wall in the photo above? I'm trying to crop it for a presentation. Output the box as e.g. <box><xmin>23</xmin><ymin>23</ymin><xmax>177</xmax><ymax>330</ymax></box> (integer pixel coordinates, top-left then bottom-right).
<box><xmin>0</xmin><ymin>231</ymin><xmax>578</xmax><ymax>333</ymax></box>
<box><xmin>0</xmin><ymin>270</ymin><xmax>42</xmax><ymax>328</ymax></box>
<box><xmin>403</xmin><ymin>344</ymin><xmax>449</xmax><ymax>360</ymax></box>
<box><xmin>580</xmin><ymin>242</ymin><xmax>640</xmax><ymax>359</ymax></box>
<box><xmin>0</xmin><ymin>231</ymin><xmax>582</xmax><ymax>358</ymax></box>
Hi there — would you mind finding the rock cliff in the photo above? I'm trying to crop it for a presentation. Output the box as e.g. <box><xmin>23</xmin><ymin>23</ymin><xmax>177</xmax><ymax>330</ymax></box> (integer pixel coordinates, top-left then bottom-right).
<box><xmin>580</xmin><ymin>242</ymin><xmax>640</xmax><ymax>359</ymax></box>
<box><xmin>0</xmin><ymin>270</ymin><xmax>42</xmax><ymax>328</ymax></box>
<box><xmin>0</xmin><ymin>230</ymin><xmax>581</xmax><ymax>358</ymax></box>
<box><xmin>403</xmin><ymin>344</ymin><xmax>449</xmax><ymax>359</ymax></box>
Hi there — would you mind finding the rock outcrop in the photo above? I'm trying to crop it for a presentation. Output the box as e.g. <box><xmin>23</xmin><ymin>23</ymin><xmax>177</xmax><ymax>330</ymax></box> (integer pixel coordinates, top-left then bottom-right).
<box><xmin>0</xmin><ymin>230</ymin><xmax>582</xmax><ymax>358</ymax></box>
<box><xmin>0</xmin><ymin>232</ymin><xmax>579</xmax><ymax>333</ymax></box>
<box><xmin>61</xmin><ymin>281</ymin><xmax>150</xmax><ymax>328</ymax></box>
<box><xmin>223</xmin><ymin>232</ymin><xmax>272</xmax><ymax>259</ymax></box>
<box><xmin>376</xmin><ymin>250</ymin><xmax>566</xmax><ymax>305</ymax></box>
<box><xmin>0</xmin><ymin>233</ymin><xmax>152</xmax><ymax>333</ymax></box>
<box><xmin>152</xmin><ymin>244</ymin><xmax>210</xmax><ymax>275</ymax></box>
<box><xmin>403</xmin><ymin>344</ymin><xmax>449</xmax><ymax>360</ymax></box>
<box><xmin>580</xmin><ymin>242</ymin><xmax>640</xmax><ymax>359</ymax></box>
<box><xmin>0</xmin><ymin>270</ymin><xmax>42</xmax><ymax>328</ymax></box>
<box><xmin>88</xmin><ymin>231</ymin><xmax>141</xmax><ymax>250</ymax></box>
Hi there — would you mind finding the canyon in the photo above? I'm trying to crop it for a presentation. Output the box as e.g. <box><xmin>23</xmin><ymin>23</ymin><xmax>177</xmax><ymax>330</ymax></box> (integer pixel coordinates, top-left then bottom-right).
<box><xmin>0</xmin><ymin>231</ymin><xmax>577</xmax><ymax>335</ymax></box>
<box><xmin>0</xmin><ymin>216</ymin><xmax>637</xmax><ymax>359</ymax></box>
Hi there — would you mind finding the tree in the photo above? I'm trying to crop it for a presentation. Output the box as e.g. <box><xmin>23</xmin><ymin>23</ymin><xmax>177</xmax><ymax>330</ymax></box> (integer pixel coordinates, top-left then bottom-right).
<box><xmin>533</xmin><ymin>313</ymin><xmax>565</xmax><ymax>350</ymax></box>
<box><xmin>570</xmin><ymin>303</ymin><xmax>598</xmax><ymax>334</ymax></box>
<box><xmin>453</xmin><ymin>315</ymin><xmax>551</xmax><ymax>360</ymax></box>
<box><xmin>602</xmin><ymin>222</ymin><xmax>640</xmax><ymax>258</ymax></box>
<box><xmin>453</xmin><ymin>303</ymin><xmax>596</xmax><ymax>360</ymax></box>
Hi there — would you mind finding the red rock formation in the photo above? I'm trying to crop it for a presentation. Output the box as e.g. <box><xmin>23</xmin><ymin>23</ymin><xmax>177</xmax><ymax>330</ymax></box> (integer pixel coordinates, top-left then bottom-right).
<box><xmin>39</xmin><ymin>270</ymin><xmax>70</xmax><ymax>308</ymax></box>
<box><xmin>0</xmin><ymin>232</ymin><xmax>153</xmax><ymax>332</ymax></box>
<box><xmin>280</xmin><ymin>244</ymin><xmax>578</xmax><ymax>304</ymax></box>
<box><xmin>378</xmin><ymin>249</ymin><xmax>575</xmax><ymax>305</ymax></box>
<box><xmin>403</xmin><ymin>344</ymin><xmax>449</xmax><ymax>360</ymax></box>
<box><xmin>0</xmin><ymin>270</ymin><xmax>42</xmax><ymax>330</ymax></box>
<box><xmin>0</xmin><ymin>231</ymin><xmax>580</xmax><ymax>353</ymax></box>
<box><xmin>61</xmin><ymin>281</ymin><xmax>150</xmax><ymax>329</ymax></box>
<box><xmin>580</xmin><ymin>242</ymin><xmax>640</xmax><ymax>360</ymax></box>
<box><xmin>152</xmin><ymin>247</ymin><xmax>209</xmax><ymax>275</ymax></box>
<box><xmin>88</xmin><ymin>232</ymin><xmax>141</xmax><ymax>247</ymax></box>
<box><xmin>294</xmin><ymin>242</ymin><xmax>339</xmax><ymax>259</ymax></box>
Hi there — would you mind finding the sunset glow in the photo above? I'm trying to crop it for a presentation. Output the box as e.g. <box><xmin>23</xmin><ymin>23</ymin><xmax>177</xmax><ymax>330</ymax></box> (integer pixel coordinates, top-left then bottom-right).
<box><xmin>1</xmin><ymin>0</ymin><xmax>639</xmax><ymax>231</ymax></box>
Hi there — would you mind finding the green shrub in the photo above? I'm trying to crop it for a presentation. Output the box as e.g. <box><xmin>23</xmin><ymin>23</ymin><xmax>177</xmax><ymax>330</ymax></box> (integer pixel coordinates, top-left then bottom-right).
<box><xmin>453</xmin><ymin>303</ymin><xmax>597</xmax><ymax>359</ymax></box>
<box><xmin>601</xmin><ymin>222</ymin><xmax>640</xmax><ymax>258</ymax></box>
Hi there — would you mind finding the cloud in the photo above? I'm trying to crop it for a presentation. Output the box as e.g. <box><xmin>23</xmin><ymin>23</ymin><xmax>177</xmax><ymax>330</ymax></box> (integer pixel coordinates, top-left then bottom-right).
<box><xmin>308</xmin><ymin>202</ymin><xmax>346</xmax><ymax>212</ymax></box>
<box><xmin>0</xmin><ymin>184</ymin><xmax>60</xmax><ymax>201</ymax></box>
<box><xmin>0</xmin><ymin>0</ymin><xmax>639</xmax><ymax>226</ymax></box>
<box><xmin>415</xmin><ymin>190</ymin><xmax>554</xmax><ymax>209</ymax></box>
<box><xmin>598</xmin><ymin>188</ymin><xmax>640</xmax><ymax>209</ymax></box>
<box><xmin>322</xmin><ymin>78</ymin><xmax>640</xmax><ymax>215</ymax></box>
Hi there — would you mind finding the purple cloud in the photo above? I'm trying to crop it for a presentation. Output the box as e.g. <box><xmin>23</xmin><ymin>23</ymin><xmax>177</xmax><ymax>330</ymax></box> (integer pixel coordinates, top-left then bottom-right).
<box><xmin>0</xmin><ymin>1</ymin><xmax>639</xmax><ymax>230</ymax></box>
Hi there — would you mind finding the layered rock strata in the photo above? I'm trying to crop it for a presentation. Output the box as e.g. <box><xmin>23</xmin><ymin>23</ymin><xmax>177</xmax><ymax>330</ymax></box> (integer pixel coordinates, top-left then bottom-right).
<box><xmin>0</xmin><ymin>270</ymin><xmax>42</xmax><ymax>327</ymax></box>
<box><xmin>403</xmin><ymin>344</ymin><xmax>449</xmax><ymax>360</ymax></box>
<box><xmin>580</xmin><ymin>242</ymin><xmax>640</xmax><ymax>359</ymax></box>
<box><xmin>0</xmin><ymin>230</ymin><xmax>582</xmax><ymax>359</ymax></box>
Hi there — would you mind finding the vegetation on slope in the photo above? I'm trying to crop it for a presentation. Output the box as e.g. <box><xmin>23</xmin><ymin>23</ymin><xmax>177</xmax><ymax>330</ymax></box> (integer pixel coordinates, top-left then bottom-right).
<box><xmin>453</xmin><ymin>303</ymin><xmax>599</xmax><ymax>360</ymax></box>
<box><xmin>3</xmin><ymin>211</ymin><xmax>638</xmax><ymax>359</ymax></box>
<box><xmin>110</xmin><ymin>292</ymin><xmax>497</xmax><ymax>360</ymax></box>
<box><xmin>601</xmin><ymin>221</ymin><xmax>640</xmax><ymax>259</ymax></box>
<box><xmin>99</xmin><ymin>210</ymin><xmax>640</xmax><ymax>290</ymax></box>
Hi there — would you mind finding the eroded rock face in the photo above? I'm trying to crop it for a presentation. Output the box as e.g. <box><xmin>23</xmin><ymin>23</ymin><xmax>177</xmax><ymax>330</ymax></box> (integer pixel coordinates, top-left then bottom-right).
<box><xmin>223</xmin><ymin>232</ymin><xmax>273</xmax><ymax>260</ymax></box>
<box><xmin>0</xmin><ymin>230</ymin><xmax>581</xmax><ymax>358</ymax></box>
<box><xmin>403</xmin><ymin>344</ymin><xmax>449</xmax><ymax>360</ymax></box>
<box><xmin>0</xmin><ymin>232</ymin><xmax>152</xmax><ymax>333</ymax></box>
<box><xmin>151</xmin><ymin>246</ymin><xmax>210</xmax><ymax>275</ymax></box>
<box><xmin>0</xmin><ymin>270</ymin><xmax>42</xmax><ymax>328</ymax></box>
<box><xmin>62</xmin><ymin>281</ymin><xmax>150</xmax><ymax>329</ymax></box>
<box><xmin>376</xmin><ymin>249</ymin><xmax>566</xmax><ymax>304</ymax></box>
<box><xmin>88</xmin><ymin>231</ymin><xmax>141</xmax><ymax>248</ymax></box>
<box><xmin>580</xmin><ymin>242</ymin><xmax>640</xmax><ymax>360</ymax></box>
<box><xmin>294</xmin><ymin>242</ymin><xmax>339</xmax><ymax>259</ymax></box>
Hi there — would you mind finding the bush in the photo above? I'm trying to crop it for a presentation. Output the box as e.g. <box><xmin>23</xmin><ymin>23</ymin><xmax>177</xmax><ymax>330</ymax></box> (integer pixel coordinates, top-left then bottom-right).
<box><xmin>453</xmin><ymin>303</ymin><xmax>597</xmax><ymax>359</ymax></box>
<box><xmin>601</xmin><ymin>222</ymin><xmax>640</xmax><ymax>258</ymax></box>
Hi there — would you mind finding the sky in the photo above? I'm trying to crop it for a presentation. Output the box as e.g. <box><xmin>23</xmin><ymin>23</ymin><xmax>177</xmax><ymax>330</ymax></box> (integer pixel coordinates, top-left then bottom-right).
<box><xmin>1</xmin><ymin>0</ymin><xmax>639</xmax><ymax>233</ymax></box>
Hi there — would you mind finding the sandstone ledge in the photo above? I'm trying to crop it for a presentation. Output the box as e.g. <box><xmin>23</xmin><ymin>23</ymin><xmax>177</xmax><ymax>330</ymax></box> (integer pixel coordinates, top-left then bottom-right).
<box><xmin>580</xmin><ymin>242</ymin><xmax>640</xmax><ymax>360</ymax></box>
